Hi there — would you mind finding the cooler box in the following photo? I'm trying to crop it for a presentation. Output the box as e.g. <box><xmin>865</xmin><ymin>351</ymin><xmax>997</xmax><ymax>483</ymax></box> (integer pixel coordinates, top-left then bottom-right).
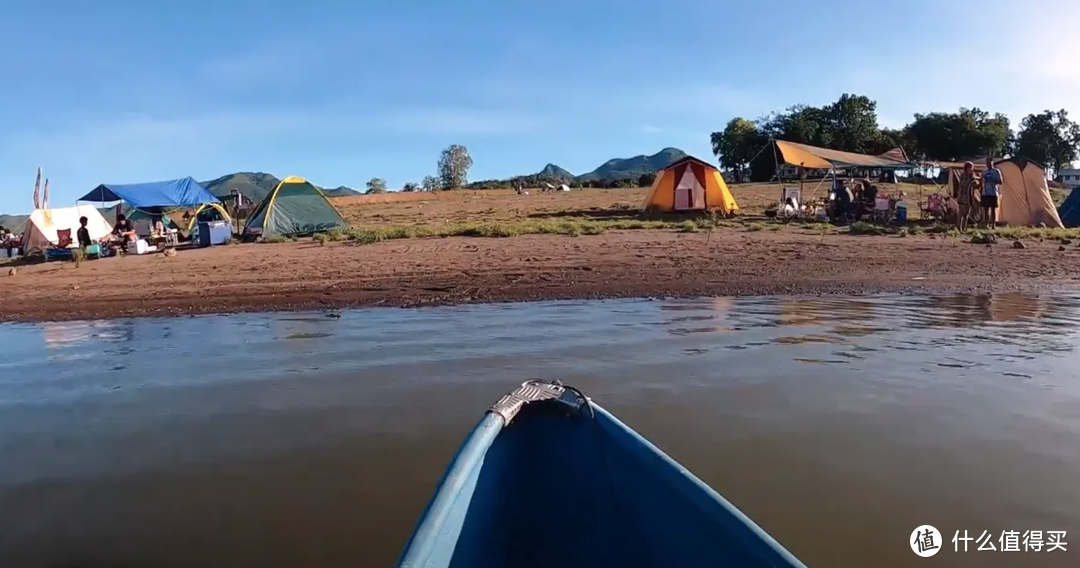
<box><xmin>197</xmin><ymin>221</ymin><xmax>232</xmax><ymax>247</ymax></box>
<box><xmin>128</xmin><ymin>239</ymin><xmax>157</xmax><ymax>255</ymax></box>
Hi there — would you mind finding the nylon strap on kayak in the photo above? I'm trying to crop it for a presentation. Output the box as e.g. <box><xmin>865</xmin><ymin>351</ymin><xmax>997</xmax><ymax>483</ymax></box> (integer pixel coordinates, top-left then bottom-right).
<box><xmin>488</xmin><ymin>380</ymin><xmax>590</xmax><ymax>424</ymax></box>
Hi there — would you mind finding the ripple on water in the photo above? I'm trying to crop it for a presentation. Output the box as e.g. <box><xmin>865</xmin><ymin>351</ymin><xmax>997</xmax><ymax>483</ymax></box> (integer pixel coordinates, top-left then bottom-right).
<box><xmin>0</xmin><ymin>292</ymin><xmax>1079</xmax><ymax>568</ymax></box>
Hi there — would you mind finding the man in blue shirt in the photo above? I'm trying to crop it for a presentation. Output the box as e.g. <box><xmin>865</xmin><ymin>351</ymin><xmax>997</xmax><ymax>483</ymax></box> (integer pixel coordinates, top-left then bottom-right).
<box><xmin>981</xmin><ymin>157</ymin><xmax>1003</xmax><ymax>228</ymax></box>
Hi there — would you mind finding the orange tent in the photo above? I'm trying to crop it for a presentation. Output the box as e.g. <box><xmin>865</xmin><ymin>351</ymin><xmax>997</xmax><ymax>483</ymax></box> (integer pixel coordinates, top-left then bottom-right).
<box><xmin>641</xmin><ymin>156</ymin><xmax>739</xmax><ymax>214</ymax></box>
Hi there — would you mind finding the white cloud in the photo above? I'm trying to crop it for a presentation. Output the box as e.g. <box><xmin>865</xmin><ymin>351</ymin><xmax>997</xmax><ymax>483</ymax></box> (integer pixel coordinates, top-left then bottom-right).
<box><xmin>642</xmin><ymin>125</ymin><xmax>663</xmax><ymax>133</ymax></box>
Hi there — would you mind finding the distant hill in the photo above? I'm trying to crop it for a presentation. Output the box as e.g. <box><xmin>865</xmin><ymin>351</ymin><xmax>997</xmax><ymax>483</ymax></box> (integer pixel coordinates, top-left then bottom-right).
<box><xmin>538</xmin><ymin>164</ymin><xmax>575</xmax><ymax>182</ymax></box>
<box><xmin>200</xmin><ymin>172</ymin><xmax>282</xmax><ymax>203</ymax></box>
<box><xmin>466</xmin><ymin>147</ymin><xmax>693</xmax><ymax>190</ymax></box>
<box><xmin>0</xmin><ymin>214</ymin><xmax>28</xmax><ymax>234</ymax></box>
<box><xmin>323</xmin><ymin>186</ymin><xmax>362</xmax><ymax>197</ymax></box>
<box><xmin>199</xmin><ymin>172</ymin><xmax>362</xmax><ymax>202</ymax></box>
<box><xmin>575</xmin><ymin>147</ymin><xmax>689</xmax><ymax>182</ymax></box>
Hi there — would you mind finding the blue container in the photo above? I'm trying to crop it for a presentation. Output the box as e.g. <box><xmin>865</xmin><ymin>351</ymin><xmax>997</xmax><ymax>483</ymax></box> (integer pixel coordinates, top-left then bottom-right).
<box><xmin>895</xmin><ymin>202</ymin><xmax>908</xmax><ymax>224</ymax></box>
<box><xmin>197</xmin><ymin>221</ymin><xmax>233</xmax><ymax>247</ymax></box>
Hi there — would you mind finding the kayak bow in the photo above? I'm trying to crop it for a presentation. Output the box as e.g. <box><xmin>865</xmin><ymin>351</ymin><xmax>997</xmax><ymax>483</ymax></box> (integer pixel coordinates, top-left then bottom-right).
<box><xmin>396</xmin><ymin>380</ymin><xmax>809</xmax><ymax>568</ymax></box>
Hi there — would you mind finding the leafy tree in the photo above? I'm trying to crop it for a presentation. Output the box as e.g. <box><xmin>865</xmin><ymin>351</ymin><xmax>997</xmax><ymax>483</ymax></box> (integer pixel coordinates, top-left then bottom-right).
<box><xmin>421</xmin><ymin>175</ymin><xmax>439</xmax><ymax>192</ymax></box>
<box><xmin>1014</xmin><ymin>109</ymin><xmax>1080</xmax><ymax>173</ymax></box>
<box><xmin>710</xmin><ymin>117</ymin><xmax>765</xmax><ymax>182</ymax></box>
<box><xmin>365</xmin><ymin>177</ymin><xmax>388</xmax><ymax>194</ymax></box>
<box><xmin>401</xmin><ymin>182</ymin><xmax>419</xmax><ymax>192</ymax></box>
<box><xmin>904</xmin><ymin>108</ymin><xmax>1011</xmax><ymax>161</ymax></box>
<box><xmin>437</xmin><ymin>144</ymin><xmax>473</xmax><ymax>190</ymax></box>
<box><xmin>760</xmin><ymin>104</ymin><xmax>831</xmax><ymax>147</ymax></box>
<box><xmin>758</xmin><ymin>94</ymin><xmax>881</xmax><ymax>152</ymax></box>
<box><xmin>822</xmin><ymin>94</ymin><xmax>880</xmax><ymax>153</ymax></box>
<box><xmin>636</xmin><ymin>172</ymin><xmax>656</xmax><ymax>187</ymax></box>
<box><xmin>871</xmin><ymin>127</ymin><xmax>915</xmax><ymax>156</ymax></box>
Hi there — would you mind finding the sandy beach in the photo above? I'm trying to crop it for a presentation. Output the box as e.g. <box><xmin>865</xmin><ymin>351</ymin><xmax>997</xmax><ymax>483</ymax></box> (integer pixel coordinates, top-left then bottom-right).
<box><xmin>3</xmin><ymin>227</ymin><xmax>1078</xmax><ymax>322</ymax></box>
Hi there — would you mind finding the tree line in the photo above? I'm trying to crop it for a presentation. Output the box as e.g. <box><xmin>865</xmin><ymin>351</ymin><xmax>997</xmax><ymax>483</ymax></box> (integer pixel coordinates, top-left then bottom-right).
<box><xmin>710</xmin><ymin>93</ymin><xmax>1080</xmax><ymax>183</ymax></box>
<box><xmin>363</xmin><ymin>144</ymin><xmax>476</xmax><ymax>194</ymax></box>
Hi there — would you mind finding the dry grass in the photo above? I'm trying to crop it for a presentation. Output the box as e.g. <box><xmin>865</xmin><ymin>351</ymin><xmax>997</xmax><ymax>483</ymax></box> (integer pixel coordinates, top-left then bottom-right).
<box><xmin>320</xmin><ymin>182</ymin><xmax>1072</xmax><ymax>244</ymax></box>
<box><xmin>329</xmin><ymin>182</ymin><xmax>934</xmax><ymax>226</ymax></box>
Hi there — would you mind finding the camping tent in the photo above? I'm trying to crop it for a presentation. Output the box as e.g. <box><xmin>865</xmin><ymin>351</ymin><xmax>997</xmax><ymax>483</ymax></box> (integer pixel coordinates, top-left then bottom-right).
<box><xmin>1058</xmin><ymin>187</ymin><xmax>1080</xmax><ymax>227</ymax></box>
<box><xmin>242</xmin><ymin>176</ymin><xmax>348</xmax><ymax>237</ymax></box>
<box><xmin>940</xmin><ymin>158</ymin><xmax>1062</xmax><ymax>228</ymax></box>
<box><xmin>641</xmin><ymin>156</ymin><xmax>739</xmax><ymax>214</ymax></box>
<box><xmin>78</xmin><ymin>176</ymin><xmax>221</xmax><ymax>208</ymax></box>
<box><xmin>22</xmin><ymin>206</ymin><xmax>113</xmax><ymax>254</ymax></box>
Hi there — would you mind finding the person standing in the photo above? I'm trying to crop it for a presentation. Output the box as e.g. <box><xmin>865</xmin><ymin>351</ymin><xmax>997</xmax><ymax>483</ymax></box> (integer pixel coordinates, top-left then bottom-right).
<box><xmin>957</xmin><ymin>162</ymin><xmax>977</xmax><ymax>232</ymax></box>
<box><xmin>77</xmin><ymin>216</ymin><xmax>92</xmax><ymax>251</ymax></box>
<box><xmin>981</xmin><ymin>157</ymin><xmax>1003</xmax><ymax>228</ymax></box>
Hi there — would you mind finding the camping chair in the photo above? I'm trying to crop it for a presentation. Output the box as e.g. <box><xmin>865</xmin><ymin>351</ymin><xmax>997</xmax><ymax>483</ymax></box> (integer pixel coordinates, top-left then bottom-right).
<box><xmin>921</xmin><ymin>194</ymin><xmax>945</xmax><ymax>221</ymax></box>
<box><xmin>45</xmin><ymin>229</ymin><xmax>75</xmax><ymax>262</ymax></box>
<box><xmin>133</xmin><ymin>219</ymin><xmax>153</xmax><ymax>238</ymax></box>
<box><xmin>872</xmin><ymin>197</ymin><xmax>892</xmax><ymax>224</ymax></box>
<box><xmin>55</xmin><ymin>229</ymin><xmax>73</xmax><ymax>248</ymax></box>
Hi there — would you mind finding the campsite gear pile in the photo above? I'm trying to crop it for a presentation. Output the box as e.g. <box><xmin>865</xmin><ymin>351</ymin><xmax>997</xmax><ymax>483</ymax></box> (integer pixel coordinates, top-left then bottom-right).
<box><xmin>14</xmin><ymin>173</ymin><xmax>351</xmax><ymax>262</ymax></box>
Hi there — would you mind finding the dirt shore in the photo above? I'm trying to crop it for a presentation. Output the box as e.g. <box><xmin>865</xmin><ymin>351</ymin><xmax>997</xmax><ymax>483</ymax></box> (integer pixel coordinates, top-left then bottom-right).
<box><xmin>2</xmin><ymin>229</ymin><xmax>1078</xmax><ymax>322</ymax></box>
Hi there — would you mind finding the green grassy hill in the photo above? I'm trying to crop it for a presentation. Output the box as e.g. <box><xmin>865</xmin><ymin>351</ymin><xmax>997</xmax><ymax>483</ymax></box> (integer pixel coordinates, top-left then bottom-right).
<box><xmin>200</xmin><ymin>172</ymin><xmax>361</xmax><ymax>202</ymax></box>
<box><xmin>575</xmin><ymin>147</ymin><xmax>689</xmax><ymax>182</ymax></box>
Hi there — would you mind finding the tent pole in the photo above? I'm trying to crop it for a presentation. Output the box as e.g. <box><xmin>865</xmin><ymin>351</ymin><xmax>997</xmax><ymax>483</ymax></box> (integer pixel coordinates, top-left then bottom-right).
<box><xmin>771</xmin><ymin>138</ymin><xmax>782</xmax><ymax>185</ymax></box>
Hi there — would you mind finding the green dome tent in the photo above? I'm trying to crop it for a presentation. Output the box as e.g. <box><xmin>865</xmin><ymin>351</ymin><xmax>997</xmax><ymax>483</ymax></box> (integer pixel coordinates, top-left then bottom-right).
<box><xmin>242</xmin><ymin>176</ymin><xmax>348</xmax><ymax>238</ymax></box>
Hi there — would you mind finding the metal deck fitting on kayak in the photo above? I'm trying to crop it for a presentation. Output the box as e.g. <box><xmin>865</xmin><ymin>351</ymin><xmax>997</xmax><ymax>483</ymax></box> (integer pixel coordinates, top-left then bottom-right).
<box><xmin>396</xmin><ymin>380</ymin><xmax>810</xmax><ymax>568</ymax></box>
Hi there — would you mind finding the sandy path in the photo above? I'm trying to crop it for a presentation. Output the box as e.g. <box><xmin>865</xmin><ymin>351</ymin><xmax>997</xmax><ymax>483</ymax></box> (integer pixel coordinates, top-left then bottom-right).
<box><xmin>2</xmin><ymin>230</ymin><xmax>1078</xmax><ymax>322</ymax></box>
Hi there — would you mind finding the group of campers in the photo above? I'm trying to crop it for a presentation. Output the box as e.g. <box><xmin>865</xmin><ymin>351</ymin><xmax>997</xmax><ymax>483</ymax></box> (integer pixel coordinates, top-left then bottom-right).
<box><xmin>827</xmin><ymin>176</ymin><xmax>900</xmax><ymax>223</ymax></box>
<box><xmin>953</xmin><ymin>157</ymin><xmax>1004</xmax><ymax>232</ymax></box>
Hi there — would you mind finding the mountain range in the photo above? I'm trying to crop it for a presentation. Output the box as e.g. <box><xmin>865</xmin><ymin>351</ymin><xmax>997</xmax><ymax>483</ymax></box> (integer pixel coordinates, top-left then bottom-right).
<box><xmin>529</xmin><ymin>147</ymin><xmax>687</xmax><ymax>183</ymax></box>
<box><xmin>200</xmin><ymin>172</ymin><xmax>362</xmax><ymax>204</ymax></box>
<box><xmin>0</xmin><ymin>148</ymin><xmax>693</xmax><ymax>233</ymax></box>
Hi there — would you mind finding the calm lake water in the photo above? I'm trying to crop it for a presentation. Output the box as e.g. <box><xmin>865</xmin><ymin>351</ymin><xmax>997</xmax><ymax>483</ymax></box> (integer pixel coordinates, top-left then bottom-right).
<box><xmin>1</xmin><ymin>294</ymin><xmax>1078</xmax><ymax>568</ymax></box>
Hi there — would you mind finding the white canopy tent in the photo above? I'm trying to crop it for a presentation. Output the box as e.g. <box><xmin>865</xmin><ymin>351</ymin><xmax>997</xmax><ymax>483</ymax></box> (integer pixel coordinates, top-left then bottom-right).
<box><xmin>22</xmin><ymin>206</ymin><xmax>113</xmax><ymax>253</ymax></box>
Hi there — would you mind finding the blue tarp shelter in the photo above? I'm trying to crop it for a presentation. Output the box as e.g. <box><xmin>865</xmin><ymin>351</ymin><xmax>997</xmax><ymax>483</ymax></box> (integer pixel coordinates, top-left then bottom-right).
<box><xmin>1058</xmin><ymin>187</ymin><xmax>1080</xmax><ymax>228</ymax></box>
<box><xmin>77</xmin><ymin>177</ymin><xmax>220</xmax><ymax>208</ymax></box>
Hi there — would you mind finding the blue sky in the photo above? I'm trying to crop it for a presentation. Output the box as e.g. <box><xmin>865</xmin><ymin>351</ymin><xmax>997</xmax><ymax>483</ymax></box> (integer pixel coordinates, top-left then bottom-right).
<box><xmin>1</xmin><ymin>0</ymin><xmax>1076</xmax><ymax>214</ymax></box>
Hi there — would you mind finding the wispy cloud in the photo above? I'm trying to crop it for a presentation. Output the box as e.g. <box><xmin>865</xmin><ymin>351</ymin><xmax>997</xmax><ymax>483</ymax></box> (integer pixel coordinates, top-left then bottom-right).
<box><xmin>642</xmin><ymin>125</ymin><xmax>663</xmax><ymax>134</ymax></box>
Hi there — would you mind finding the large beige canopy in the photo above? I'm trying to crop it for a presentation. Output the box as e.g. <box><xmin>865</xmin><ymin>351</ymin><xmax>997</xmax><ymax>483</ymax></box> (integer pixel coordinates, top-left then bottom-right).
<box><xmin>774</xmin><ymin>140</ymin><xmax>912</xmax><ymax>170</ymax></box>
<box><xmin>943</xmin><ymin>158</ymin><xmax>1062</xmax><ymax>227</ymax></box>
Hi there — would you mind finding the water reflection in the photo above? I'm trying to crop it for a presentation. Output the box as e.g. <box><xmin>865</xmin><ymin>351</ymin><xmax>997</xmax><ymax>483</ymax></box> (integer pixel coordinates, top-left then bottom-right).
<box><xmin>1</xmin><ymin>293</ymin><xmax>1079</xmax><ymax>568</ymax></box>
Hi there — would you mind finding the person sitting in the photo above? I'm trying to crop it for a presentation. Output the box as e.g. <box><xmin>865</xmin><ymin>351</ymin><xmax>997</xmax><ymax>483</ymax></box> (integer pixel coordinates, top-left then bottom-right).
<box><xmin>831</xmin><ymin>179</ymin><xmax>854</xmax><ymax>222</ymax></box>
<box><xmin>151</xmin><ymin>216</ymin><xmax>166</xmax><ymax>238</ymax></box>
<box><xmin>108</xmin><ymin>214</ymin><xmax>137</xmax><ymax>254</ymax></box>
<box><xmin>1</xmin><ymin>227</ymin><xmax>13</xmax><ymax>258</ymax></box>
<box><xmin>114</xmin><ymin>214</ymin><xmax>136</xmax><ymax>242</ymax></box>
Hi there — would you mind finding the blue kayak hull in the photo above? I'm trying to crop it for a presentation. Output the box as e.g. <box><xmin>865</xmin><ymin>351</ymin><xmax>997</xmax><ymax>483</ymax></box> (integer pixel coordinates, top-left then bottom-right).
<box><xmin>397</xmin><ymin>381</ymin><xmax>808</xmax><ymax>568</ymax></box>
